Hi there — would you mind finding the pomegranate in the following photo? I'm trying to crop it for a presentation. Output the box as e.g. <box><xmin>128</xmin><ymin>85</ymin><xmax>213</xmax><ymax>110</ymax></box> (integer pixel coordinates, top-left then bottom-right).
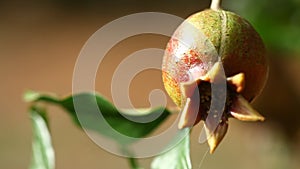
<box><xmin>162</xmin><ymin>3</ymin><xmax>268</xmax><ymax>153</ymax></box>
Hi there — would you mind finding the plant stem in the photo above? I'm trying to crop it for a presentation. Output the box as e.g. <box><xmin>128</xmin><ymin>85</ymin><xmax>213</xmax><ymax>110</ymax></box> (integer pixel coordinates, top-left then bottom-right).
<box><xmin>210</xmin><ymin>0</ymin><xmax>222</xmax><ymax>10</ymax></box>
<box><xmin>128</xmin><ymin>157</ymin><xmax>141</xmax><ymax>169</ymax></box>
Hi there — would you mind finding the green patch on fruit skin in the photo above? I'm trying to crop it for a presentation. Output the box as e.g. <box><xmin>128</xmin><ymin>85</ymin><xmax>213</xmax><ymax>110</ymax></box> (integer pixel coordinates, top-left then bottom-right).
<box><xmin>220</xmin><ymin>10</ymin><xmax>268</xmax><ymax>102</ymax></box>
<box><xmin>222</xmin><ymin>10</ymin><xmax>266</xmax><ymax>63</ymax></box>
<box><xmin>188</xmin><ymin>10</ymin><xmax>222</xmax><ymax>54</ymax></box>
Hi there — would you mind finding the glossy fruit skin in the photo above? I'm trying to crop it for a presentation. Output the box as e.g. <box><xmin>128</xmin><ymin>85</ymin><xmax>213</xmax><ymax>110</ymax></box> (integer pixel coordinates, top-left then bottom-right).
<box><xmin>162</xmin><ymin>9</ymin><xmax>268</xmax><ymax>107</ymax></box>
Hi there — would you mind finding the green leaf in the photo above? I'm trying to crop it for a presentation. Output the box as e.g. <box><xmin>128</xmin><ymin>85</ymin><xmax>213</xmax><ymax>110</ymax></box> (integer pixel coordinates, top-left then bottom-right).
<box><xmin>24</xmin><ymin>91</ymin><xmax>171</xmax><ymax>144</ymax></box>
<box><xmin>29</xmin><ymin>106</ymin><xmax>55</xmax><ymax>169</ymax></box>
<box><xmin>151</xmin><ymin>129</ymin><xmax>191</xmax><ymax>169</ymax></box>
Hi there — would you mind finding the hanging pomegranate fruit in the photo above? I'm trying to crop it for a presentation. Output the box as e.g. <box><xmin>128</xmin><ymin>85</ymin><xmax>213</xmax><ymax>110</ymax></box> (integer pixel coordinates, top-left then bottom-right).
<box><xmin>162</xmin><ymin>0</ymin><xmax>268</xmax><ymax>153</ymax></box>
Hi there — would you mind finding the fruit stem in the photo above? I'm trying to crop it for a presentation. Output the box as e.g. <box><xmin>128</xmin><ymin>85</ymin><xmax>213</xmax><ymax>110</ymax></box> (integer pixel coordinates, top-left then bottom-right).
<box><xmin>210</xmin><ymin>0</ymin><xmax>222</xmax><ymax>10</ymax></box>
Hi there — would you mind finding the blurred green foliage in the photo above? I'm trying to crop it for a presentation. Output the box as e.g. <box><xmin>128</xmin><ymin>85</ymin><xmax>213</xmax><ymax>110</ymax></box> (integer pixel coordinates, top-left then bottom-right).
<box><xmin>224</xmin><ymin>0</ymin><xmax>300</xmax><ymax>54</ymax></box>
<box><xmin>30</xmin><ymin>106</ymin><xmax>54</xmax><ymax>169</ymax></box>
<box><xmin>152</xmin><ymin>130</ymin><xmax>191</xmax><ymax>169</ymax></box>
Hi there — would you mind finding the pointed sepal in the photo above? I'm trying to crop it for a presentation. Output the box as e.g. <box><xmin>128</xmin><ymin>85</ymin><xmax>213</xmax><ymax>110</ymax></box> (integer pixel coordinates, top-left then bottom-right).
<box><xmin>178</xmin><ymin>81</ymin><xmax>201</xmax><ymax>129</ymax></box>
<box><xmin>204</xmin><ymin>119</ymin><xmax>228</xmax><ymax>153</ymax></box>
<box><xmin>227</xmin><ymin>73</ymin><xmax>245</xmax><ymax>93</ymax></box>
<box><xmin>230</xmin><ymin>95</ymin><xmax>265</xmax><ymax>121</ymax></box>
<box><xmin>180</xmin><ymin>79</ymin><xmax>199</xmax><ymax>98</ymax></box>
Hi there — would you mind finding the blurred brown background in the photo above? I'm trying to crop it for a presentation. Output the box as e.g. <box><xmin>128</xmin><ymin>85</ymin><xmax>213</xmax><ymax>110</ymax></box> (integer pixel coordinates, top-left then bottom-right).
<box><xmin>1</xmin><ymin>0</ymin><xmax>300</xmax><ymax>169</ymax></box>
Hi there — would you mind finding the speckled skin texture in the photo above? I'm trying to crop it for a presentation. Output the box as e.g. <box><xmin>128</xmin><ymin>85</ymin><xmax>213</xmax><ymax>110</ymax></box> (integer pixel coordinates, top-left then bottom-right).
<box><xmin>162</xmin><ymin>9</ymin><xmax>268</xmax><ymax>107</ymax></box>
